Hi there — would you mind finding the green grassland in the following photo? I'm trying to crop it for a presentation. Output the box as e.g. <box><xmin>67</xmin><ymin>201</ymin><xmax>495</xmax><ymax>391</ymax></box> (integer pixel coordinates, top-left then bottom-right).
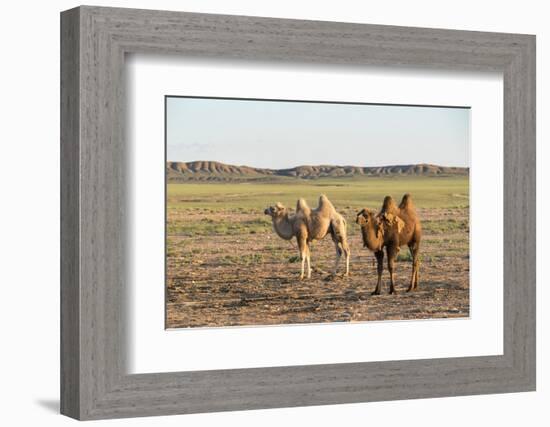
<box><xmin>167</xmin><ymin>176</ymin><xmax>469</xmax><ymax>237</ymax></box>
<box><xmin>167</xmin><ymin>176</ymin><xmax>469</xmax><ymax>210</ymax></box>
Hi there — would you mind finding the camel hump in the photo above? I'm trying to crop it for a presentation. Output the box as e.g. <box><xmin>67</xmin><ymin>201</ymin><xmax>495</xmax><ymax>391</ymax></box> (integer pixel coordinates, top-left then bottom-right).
<box><xmin>296</xmin><ymin>198</ymin><xmax>311</xmax><ymax>214</ymax></box>
<box><xmin>318</xmin><ymin>194</ymin><xmax>335</xmax><ymax>212</ymax></box>
<box><xmin>399</xmin><ymin>193</ymin><xmax>414</xmax><ymax>210</ymax></box>
<box><xmin>380</xmin><ymin>195</ymin><xmax>399</xmax><ymax>215</ymax></box>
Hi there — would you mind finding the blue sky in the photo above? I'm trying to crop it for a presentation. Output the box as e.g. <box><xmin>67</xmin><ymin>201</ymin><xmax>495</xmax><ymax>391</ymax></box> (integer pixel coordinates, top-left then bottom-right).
<box><xmin>166</xmin><ymin>97</ymin><xmax>470</xmax><ymax>169</ymax></box>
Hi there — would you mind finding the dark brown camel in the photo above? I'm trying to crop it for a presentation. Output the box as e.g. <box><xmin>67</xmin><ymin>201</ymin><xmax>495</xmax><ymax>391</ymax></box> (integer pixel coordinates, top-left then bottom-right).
<box><xmin>356</xmin><ymin>194</ymin><xmax>422</xmax><ymax>295</ymax></box>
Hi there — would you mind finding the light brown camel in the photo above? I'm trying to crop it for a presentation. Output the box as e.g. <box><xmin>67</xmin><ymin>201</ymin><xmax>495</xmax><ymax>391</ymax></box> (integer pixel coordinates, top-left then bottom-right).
<box><xmin>264</xmin><ymin>195</ymin><xmax>350</xmax><ymax>279</ymax></box>
<box><xmin>356</xmin><ymin>194</ymin><xmax>422</xmax><ymax>295</ymax></box>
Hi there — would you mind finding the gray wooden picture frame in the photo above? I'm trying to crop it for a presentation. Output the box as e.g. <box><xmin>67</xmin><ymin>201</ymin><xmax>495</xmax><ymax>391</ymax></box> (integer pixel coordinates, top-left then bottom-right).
<box><xmin>60</xmin><ymin>5</ymin><xmax>536</xmax><ymax>420</ymax></box>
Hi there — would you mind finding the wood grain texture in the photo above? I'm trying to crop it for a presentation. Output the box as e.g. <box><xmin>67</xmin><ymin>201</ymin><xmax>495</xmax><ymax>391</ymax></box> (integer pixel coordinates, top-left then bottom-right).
<box><xmin>60</xmin><ymin>7</ymin><xmax>80</xmax><ymax>419</ymax></box>
<box><xmin>60</xmin><ymin>6</ymin><xmax>536</xmax><ymax>420</ymax></box>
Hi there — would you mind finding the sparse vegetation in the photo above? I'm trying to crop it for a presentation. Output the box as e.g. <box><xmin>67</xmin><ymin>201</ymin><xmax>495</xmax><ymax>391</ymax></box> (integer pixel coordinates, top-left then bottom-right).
<box><xmin>166</xmin><ymin>175</ymin><xmax>469</xmax><ymax>328</ymax></box>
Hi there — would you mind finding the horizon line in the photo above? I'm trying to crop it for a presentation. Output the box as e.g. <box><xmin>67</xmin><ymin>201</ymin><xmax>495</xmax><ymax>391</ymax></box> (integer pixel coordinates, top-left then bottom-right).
<box><xmin>166</xmin><ymin>160</ymin><xmax>470</xmax><ymax>169</ymax></box>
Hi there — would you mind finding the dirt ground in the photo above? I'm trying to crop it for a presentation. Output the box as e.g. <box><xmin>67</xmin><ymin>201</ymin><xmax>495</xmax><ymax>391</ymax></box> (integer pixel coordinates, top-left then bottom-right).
<box><xmin>166</xmin><ymin>206</ymin><xmax>469</xmax><ymax>328</ymax></box>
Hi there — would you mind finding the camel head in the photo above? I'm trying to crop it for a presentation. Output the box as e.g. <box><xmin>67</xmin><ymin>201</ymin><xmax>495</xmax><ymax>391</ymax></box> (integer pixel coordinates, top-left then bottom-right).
<box><xmin>356</xmin><ymin>208</ymin><xmax>384</xmax><ymax>250</ymax></box>
<box><xmin>264</xmin><ymin>202</ymin><xmax>287</xmax><ymax>218</ymax></box>
<box><xmin>356</xmin><ymin>208</ymin><xmax>379</xmax><ymax>227</ymax></box>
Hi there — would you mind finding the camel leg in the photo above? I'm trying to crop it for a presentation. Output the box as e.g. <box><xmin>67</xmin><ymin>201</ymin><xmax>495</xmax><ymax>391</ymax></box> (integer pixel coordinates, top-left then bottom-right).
<box><xmin>413</xmin><ymin>244</ymin><xmax>420</xmax><ymax>290</ymax></box>
<box><xmin>297</xmin><ymin>235</ymin><xmax>308</xmax><ymax>280</ymax></box>
<box><xmin>328</xmin><ymin>230</ymin><xmax>342</xmax><ymax>277</ymax></box>
<box><xmin>407</xmin><ymin>245</ymin><xmax>415</xmax><ymax>292</ymax></box>
<box><xmin>329</xmin><ymin>221</ymin><xmax>350</xmax><ymax>278</ymax></box>
<box><xmin>306</xmin><ymin>247</ymin><xmax>312</xmax><ymax>279</ymax></box>
<box><xmin>372</xmin><ymin>250</ymin><xmax>384</xmax><ymax>295</ymax></box>
<box><xmin>387</xmin><ymin>246</ymin><xmax>398</xmax><ymax>295</ymax></box>
<box><xmin>332</xmin><ymin>246</ymin><xmax>341</xmax><ymax>276</ymax></box>
<box><xmin>338</xmin><ymin>239</ymin><xmax>350</xmax><ymax>277</ymax></box>
<box><xmin>344</xmin><ymin>245</ymin><xmax>350</xmax><ymax>277</ymax></box>
<box><xmin>407</xmin><ymin>243</ymin><xmax>420</xmax><ymax>291</ymax></box>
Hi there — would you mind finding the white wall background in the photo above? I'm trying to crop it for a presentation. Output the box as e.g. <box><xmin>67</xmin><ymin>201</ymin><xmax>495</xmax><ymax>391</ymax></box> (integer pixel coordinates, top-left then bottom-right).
<box><xmin>0</xmin><ymin>1</ymin><xmax>546</xmax><ymax>425</ymax></box>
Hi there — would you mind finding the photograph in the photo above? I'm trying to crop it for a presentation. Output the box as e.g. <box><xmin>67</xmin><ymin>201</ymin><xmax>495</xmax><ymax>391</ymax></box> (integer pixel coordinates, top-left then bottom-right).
<box><xmin>165</xmin><ymin>96</ymin><xmax>470</xmax><ymax>329</ymax></box>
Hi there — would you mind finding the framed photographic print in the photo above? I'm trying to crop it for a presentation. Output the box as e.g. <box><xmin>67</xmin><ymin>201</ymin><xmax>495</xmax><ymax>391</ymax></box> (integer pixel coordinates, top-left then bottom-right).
<box><xmin>61</xmin><ymin>6</ymin><xmax>536</xmax><ymax>420</ymax></box>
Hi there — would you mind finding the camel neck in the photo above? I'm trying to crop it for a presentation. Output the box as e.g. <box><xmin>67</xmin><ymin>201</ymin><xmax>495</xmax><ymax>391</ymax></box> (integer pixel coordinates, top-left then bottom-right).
<box><xmin>362</xmin><ymin>222</ymin><xmax>383</xmax><ymax>251</ymax></box>
<box><xmin>272</xmin><ymin>213</ymin><xmax>294</xmax><ymax>240</ymax></box>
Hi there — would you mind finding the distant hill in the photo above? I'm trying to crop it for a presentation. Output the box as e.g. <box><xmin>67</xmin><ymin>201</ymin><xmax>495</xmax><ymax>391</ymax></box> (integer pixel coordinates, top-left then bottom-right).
<box><xmin>167</xmin><ymin>161</ymin><xmax>469</xmax><ymax>182</ymax></box>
